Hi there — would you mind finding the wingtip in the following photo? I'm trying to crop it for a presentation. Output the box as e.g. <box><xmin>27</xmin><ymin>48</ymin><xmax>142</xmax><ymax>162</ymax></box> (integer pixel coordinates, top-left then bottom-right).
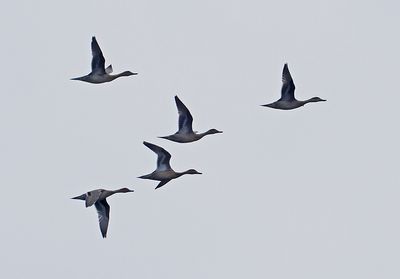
<box><xmin>143</xmin><ymin>141</ymin><xmax>152</xmax><ymax>149</ymax></box>
<box><xmin>143</xmin><ymin>141</ymin><xmax>156</xmax><ymax>148</ymax></box>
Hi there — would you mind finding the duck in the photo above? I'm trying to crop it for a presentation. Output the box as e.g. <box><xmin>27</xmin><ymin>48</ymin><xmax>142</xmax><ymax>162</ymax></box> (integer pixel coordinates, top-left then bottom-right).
<box><xmin>159</xmin><ymin>96</ymin><xmax>222</xmax><ymax>143</ymax></box>
<box><xmin>71</xmin><ymin>187</ymin><xmax>134</xmax><ymax>238</ymax></box>
<box><xmin>138</xmin><ymin>141</ymin><xmax>202</xmax><ymax>189</ymax></box>
<box><xmin>262</xmin><ymin>63</ymin><xmax>326</xmax><ymax>110</ymax></box>
<box><xmin>71</xmin><ymin>36</ymin><xmax>137</xmax><ymax>84</ymax></box>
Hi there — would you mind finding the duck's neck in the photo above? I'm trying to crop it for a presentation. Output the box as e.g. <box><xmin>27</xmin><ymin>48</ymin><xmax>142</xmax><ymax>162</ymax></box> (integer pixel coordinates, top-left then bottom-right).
<box><xmin>176</xmin><ymin>170</ymin><xmax>192</xmax><ymax>177</ymax></box>
<box><xmin>101</xmin><ymin>188</ymin><xmax>126</xmax><ymax>199</ymax></box>
<box><xmin>112</xmin><ymin>188</ymin><xmax>130</xmax><ymax>194</ymax></box>
<box><xmin>111</xmin><ymin>71</ymin><xmax>133</xmax><ymax>80</ymax></box>
<box><xmin>196</xmin><ymin>130</ymin><xmax>214</xmax><ymax>139</ymax></box>
<box><xmin>297</xmin><ymin>100</ymin><xmax>309</xmax><ymax>107</ymax></box>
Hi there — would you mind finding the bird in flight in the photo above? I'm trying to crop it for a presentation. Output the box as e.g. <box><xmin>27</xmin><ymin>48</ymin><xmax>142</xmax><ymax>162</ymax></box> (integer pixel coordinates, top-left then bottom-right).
<box><xmin>262</xmin><ymin>63</ymin><xmax>326</xmax><ymax>110</ymax></box>
<box><xmin>159</xmin><ymin>96</ymin><xmax>223</xmax><ymax>143</ymax></box>
<box><xmin>138</xmin><ymin>141</ymin><xmax>202</xmax><ymax>189</ymax></box>
<box><xmin>71</xmin><ymin>36</ymin><xmax>137</xmax><ymax>84</ymax></box>
<box><xmin>71</xmin><ymin>187</ymin><xmax>134</xmax><ymax>238</ymax></box>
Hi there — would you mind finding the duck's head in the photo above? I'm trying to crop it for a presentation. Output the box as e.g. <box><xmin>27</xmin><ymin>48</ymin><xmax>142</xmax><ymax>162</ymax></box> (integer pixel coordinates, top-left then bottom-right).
<box><xmin>186</xmin><ymin>169</ymin><xmax>202</xmax><ymax>175</ymax></box>
<box><xmin>120</xmin><ymin>71</ymin><xmax>138</xmax><ymax>77</ymax></box>
<box><xmin>308</xmin><ymin>97</ymin><xmax>326</xmax><ymax>103</ymax></box>
<box><xmin>206</xmin><ymin>129</ymin><xmax>223</xmax><ymax>135</ymax></box>
<box><xmin>117</xmin><ymin>187</ymin><xmax>134</xmax><ymax>193</ymax></box>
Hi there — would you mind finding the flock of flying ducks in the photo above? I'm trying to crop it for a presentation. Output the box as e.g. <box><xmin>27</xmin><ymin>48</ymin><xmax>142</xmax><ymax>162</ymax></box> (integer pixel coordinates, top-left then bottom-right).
<box><xmin>71</xmin><ymin>36</ymin><xmax>326</xmax><ymax>238</ymax></box>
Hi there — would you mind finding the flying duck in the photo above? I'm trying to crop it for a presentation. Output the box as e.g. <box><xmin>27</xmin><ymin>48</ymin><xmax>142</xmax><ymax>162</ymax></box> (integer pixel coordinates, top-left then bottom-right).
<box><xmin>71</xmin><ymin>36</ymin><xmax>137</xmax><ymax>84</ymax></box>
<box><xmin>159</xmin><ymin>96</ymin><xmax>222</xmax><ymax>143</ymax></box>
<box><xmin>262</xmin><ymin>64</ymin><xmax>326</xmax><ymax>110</ymax></box>
<box><xmin>71</xmin><ymin>187</ymin><xmax>134</xmax><ymax>238</ymax></box>
<box><xmin>138</xmin><ymin>141</ymin><xmax>202</xmax><ymax>189</ymax></box>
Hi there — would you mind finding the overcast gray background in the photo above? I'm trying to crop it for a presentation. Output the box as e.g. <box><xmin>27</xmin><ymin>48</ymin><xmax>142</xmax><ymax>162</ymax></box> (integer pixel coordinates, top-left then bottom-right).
<box><xmin>0</xmin><ymin>0</ymin><xmax>399</xmax><ymax>278</ymax></box>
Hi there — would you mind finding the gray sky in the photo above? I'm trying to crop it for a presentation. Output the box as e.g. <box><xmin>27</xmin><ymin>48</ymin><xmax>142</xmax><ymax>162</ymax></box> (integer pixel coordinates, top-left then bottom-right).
<box><xmin>1</xmin><ymin>0</ymin><xmax>399</xmax><ymax>278</ymax></box>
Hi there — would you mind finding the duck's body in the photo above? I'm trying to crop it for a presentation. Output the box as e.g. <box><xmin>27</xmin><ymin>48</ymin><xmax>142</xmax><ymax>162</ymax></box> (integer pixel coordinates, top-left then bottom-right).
<box><xmin>264</xmin><ymin>99</ymin><xmax>308</xmax><ymax>110</ymax></box>
<box><xmin>138</xmin><ymin>141</ymin><xmax>201</xmax><ymax>189</ymax></box>
<box><xmin>262</xmin><ymin>64</ymin><xmax>326</xmax><ymax>110</ymax></box>
<box><xmin>139</xmin><ymin>170</ymin><xmax>182</xmax><ymax>181</ymax></box>
<box><xmin>72</xmin><ymin>187</ymin><xmax>134</xmax><ymax>238</ymax></box>
<box><xmin>160</xmin><ymin>130</ymin><xmax>221</xmax><ymax>143</ymax></box>
<box><xmin>71</xmin><ymin>37</ymin><xmax>137</xmax><ymax>84</ymax></box>
<box><xmin>159</xmin><ymin>96</ymin><xmax>222</xmax><ymax>143</ymax></box>
<box><xmin>71</xmin><ymin>71</ymin><xmax>135</xmax><ymax>84</ymax></box>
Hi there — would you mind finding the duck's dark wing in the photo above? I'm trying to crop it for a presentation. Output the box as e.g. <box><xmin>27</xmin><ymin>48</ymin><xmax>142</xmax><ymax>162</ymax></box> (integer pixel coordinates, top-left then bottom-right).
<box><xmin>175</xmin><ymin>96</ymin><xmax>194</xmax><ymax>133</ymax></box>
<box><xmin>91</xmin><ymin>36</ymin><xmax>106</xmax><ymax>74</ymax></box>
<box><xmin>280</xmin><ymin>64</ymin><xmax>296</xmax><ymax>101</ymax></box>
<box><xmin>143</xmin><ymin>141</ymin><xmax>172</xmax><ymax>171</ymax></box>
<box><xmin>95</xmin><ymin>199</ymin><xmax>110</xmax><ymax>238</ymax></box>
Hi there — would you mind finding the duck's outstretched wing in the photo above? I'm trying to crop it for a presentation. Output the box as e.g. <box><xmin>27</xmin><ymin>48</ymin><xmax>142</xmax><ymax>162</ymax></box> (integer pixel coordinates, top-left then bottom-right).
<box><xmin>95</xmin><ymin>199</ymin><xmax>110</xmax><ymax>238</ymax></box>
<box><xmin>91</xmin><ymin>36</ymin><xmax>106</xmax><ymax>74</ymax></box>
<box><xmin>280</xmin><ymin>63</ymin><xmax>296</xmax><ymax>101</ymax></box>
<box><xmin>175</xmin><ymin>96</ymin><xmax>194</xmax><ymax>133</ymax></box>
<box><xmin>85</xmin><ymin>189</ymin><xmax>102</xmax><ymax>208</ymax></box>
<box><xmin>143</xmin><ymin>141</ymin><xmax>172</xmax><ymax>171</ymax></box>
